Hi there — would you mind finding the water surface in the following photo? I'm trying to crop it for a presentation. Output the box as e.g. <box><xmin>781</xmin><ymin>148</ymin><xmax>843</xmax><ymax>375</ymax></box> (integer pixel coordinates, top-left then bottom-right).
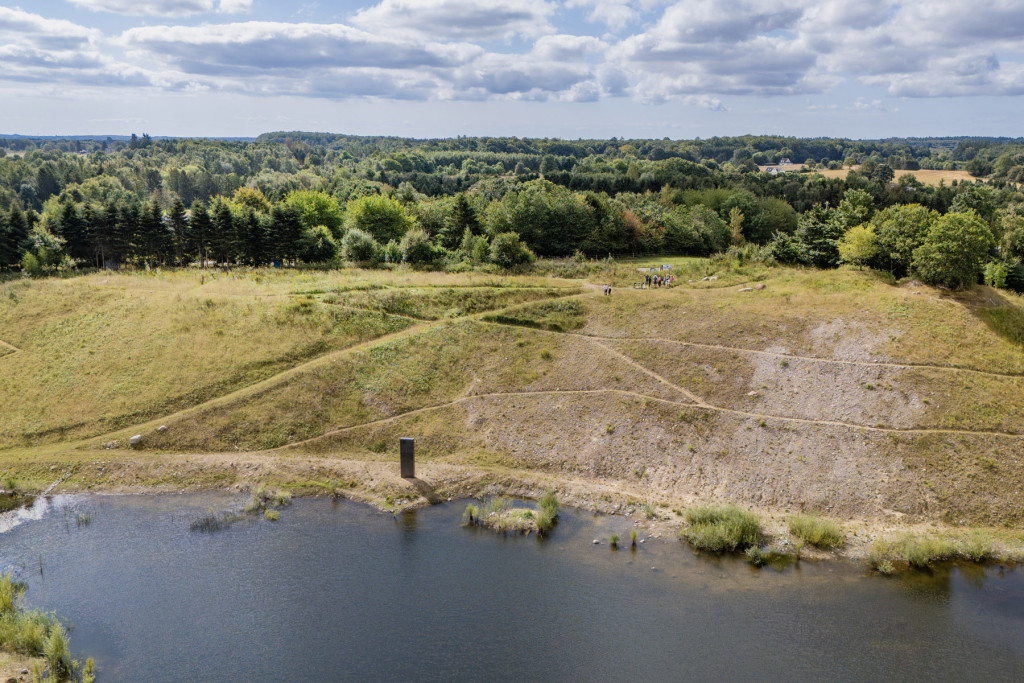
<box><xmin>1</xmin><ymin>495</ymin><xmax>1023</xmax><ymax>682</ymax></box>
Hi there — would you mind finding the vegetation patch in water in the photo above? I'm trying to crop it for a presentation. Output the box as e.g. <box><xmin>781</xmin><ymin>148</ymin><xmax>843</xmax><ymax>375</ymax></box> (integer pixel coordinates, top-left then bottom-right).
<box><xmin>463</xmin><ymin>491</ymin><xmax>560</xmax><ymax>536</ymax></box>
<box><xmin>190</xmin><ymin>485</ymin><xmax>293</xmax><ymax>533</ymax></box>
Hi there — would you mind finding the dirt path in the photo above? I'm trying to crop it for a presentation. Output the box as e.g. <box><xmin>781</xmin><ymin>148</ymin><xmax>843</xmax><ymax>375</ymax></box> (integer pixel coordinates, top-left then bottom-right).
<box><xmin>273</xmin><ymin>386</ymin><xmax>1024</xmax><ymax>453</ymax></box>
<box><xmin>82</xmin><ymin>287</ymin><xmax>603</xmax><ymax>448</ymax></box>
<box><xmin>0</xmin><ymin>338</ymin><xmax>20</xmax><ymax>359</ymax></box>
<box><xmin>571</xmin><ymin>332</ymin><xmax>1024</xmax><ymax>380</ymax></box>
<box><xmin>588</xmin><ymin>339</ymin><xmax>710</xmax><ymax>406</ymax></box>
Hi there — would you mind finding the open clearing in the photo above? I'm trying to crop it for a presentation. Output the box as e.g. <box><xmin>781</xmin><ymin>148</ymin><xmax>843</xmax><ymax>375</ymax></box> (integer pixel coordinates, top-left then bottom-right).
<box><xmin>758</xmin><ymin>165</ymin><xmax>977</xmax><ymax>186</ymax></box>
<box><xmin>2</xmin><ymin>263</ymin><xmax>1024</xmax><ymax>551</ymax></box>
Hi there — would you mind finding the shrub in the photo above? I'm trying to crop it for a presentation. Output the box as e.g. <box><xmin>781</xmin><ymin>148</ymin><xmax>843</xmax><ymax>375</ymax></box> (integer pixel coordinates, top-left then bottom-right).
<box><xmin>787</xmin><ymin>515</ymin><xmax>844</xmax><ymax>549</ymax></box>
<box><xmin>400</xmin><ymin>227</ymin><xmax>435</xmax><ymax>265</ymax></box>
<box><xmin>764</xmin><ymin>231</ymin><xmax>807</xmax><ymax>265</ymax></box>
<box><xmin>610</xmin><ymin>533</ymin><xmax>620</xmax><ymax>547</ymax></box>
<box><xmin>382</xmin><ymin>239</ymin><xmax>402</xmax><ymax>264</ymax></box>
<box><xmin>297</xmin><ymin>225</ymin><xmax>337</xmax><ymax>263</ymax></box>
<box><xmin>489</xmin><ymin>232</ymin><xmax>535</xmax><ymax>269</ymax></box>
<box><xmin>630</xmin><ymin>528</ymin><xmax>637</xmax><ymax>546</ymax></box>
<box><xmin>340</xmin><ymin>228</ymin><xmax>381</xmax><ymax>264</ymax></box>
<box><xmin>462</xmin><ymin>503</ymin><xmax>479</xmax><ymax>525</ymax></box>
<box><xmin>984</xmin><ymin>261</ymin><xmax>1009</xmax><ymax>289</ymax></box>
<box><xmin>681</xmin><ymin>505</ymin><xmax>762</xmax><ymax>553</ymax></box>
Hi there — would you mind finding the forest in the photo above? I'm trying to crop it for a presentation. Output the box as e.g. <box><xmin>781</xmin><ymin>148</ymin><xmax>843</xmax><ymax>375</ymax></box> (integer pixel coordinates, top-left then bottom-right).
<box><xmin>1</xmin><ymin>132</ymin><xmax>1023</xmax><ymax>291</ymax></box>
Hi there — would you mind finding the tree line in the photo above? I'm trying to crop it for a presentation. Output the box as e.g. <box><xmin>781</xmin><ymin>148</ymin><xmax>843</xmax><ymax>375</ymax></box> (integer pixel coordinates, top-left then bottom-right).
<box><xmin>2</xmin><ymin>134</ymin><xmax>1023</xmax><ymax>291</ymax></box>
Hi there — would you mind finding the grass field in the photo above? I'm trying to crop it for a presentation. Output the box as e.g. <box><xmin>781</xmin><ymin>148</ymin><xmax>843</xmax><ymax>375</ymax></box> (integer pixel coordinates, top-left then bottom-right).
<box><xmin>2</xmin><ymin>261</ymin><xmax>1024</xmax><ymax>552</ymax></box>
<box><xmin>758</xmin><ymin>165</ymin><xmax>977</xmax><ymax>186</ymax></box>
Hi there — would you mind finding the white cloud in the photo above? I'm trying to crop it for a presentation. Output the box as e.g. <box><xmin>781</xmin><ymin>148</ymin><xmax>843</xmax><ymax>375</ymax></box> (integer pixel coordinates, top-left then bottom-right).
<box><xmin>120</xmin><ymin>21</ymin><xmax>482</xmax><ymax>73</ymax></box>
<box><xmin>0</xmin><ymin>7</ymin><xmax>148</xmax><ymax>87</ymax></box>
<box><xmin>350</xmin><ymin>0</ymin><xmax>556</xmax><ymax>42</ymax></box>
<box><xmin>67</xmin><ymin>0</ymin><xmax>252</xmax><ymax>16</ymax></box>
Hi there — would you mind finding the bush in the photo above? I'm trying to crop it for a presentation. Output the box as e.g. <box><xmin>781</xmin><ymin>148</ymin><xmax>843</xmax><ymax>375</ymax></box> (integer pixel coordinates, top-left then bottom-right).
<box><xmin>297</xmin><ymin>225</ymin><xmax>337</xmax><ymax>263</ymax></box>
<box><xmin>765</xmin><ymin>232</ymin><xmax>807</xmax><ymax>265</ymax></box>
<box><xmin>787</xmin><ymin>515</ymin><xmax>844</xmax><ymax>549</ymax></box>
<box><xmin>399</xmin><ymin>227</ymin><xmax>435</xmax><ymax>265</ymax></box>
<box><xmin>984</xmin><ymin>261</ymin><xmax>1009</xmax><ymax>289</ymax></box>
<box><xmin>340</xmin><ymin>228</ymin><xmax>381</xmax><ymax>264</ymax></box>
<box><xmin>382</xmin><ymin>239</ymin><xmax>402</xmax><ymax>264</ymax></box>
<box><xmin>681</xmin><ymin>505</ymin><xmax>761</xmax><ymax>553</ymax></box>
<box><xmin>489</xmin><ymin>232</ymin><xmax>535</xmax><ymax>269</ymax></box>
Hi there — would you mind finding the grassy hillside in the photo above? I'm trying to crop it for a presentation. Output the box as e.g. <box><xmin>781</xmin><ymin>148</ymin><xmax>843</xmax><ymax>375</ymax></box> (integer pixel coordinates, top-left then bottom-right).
<box><xmin>2</xmin><ymin>262</ymin><xmax>1024</xmax><ymax>533</ymax></box>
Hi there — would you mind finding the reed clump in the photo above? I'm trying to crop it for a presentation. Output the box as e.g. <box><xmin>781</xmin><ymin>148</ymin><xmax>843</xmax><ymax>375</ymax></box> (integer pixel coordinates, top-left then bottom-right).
<box><xmin>462</xmin><ymin>490</ymin><xmax>560</xmax><ymax>536</ymax></box>
<box><xmin>681</xmin><ymin>505</ymin><xmax>762</xmax><ymax>553</ymax></box>
<box><xmin>787</xmin><ymin>515</ymin><xmax>844</xmax><ymax>550</ymax></box>
<box><xmin>868</xmin><ymin>530</ymin><xmax>997</xmax><ymax>573</ymax></box>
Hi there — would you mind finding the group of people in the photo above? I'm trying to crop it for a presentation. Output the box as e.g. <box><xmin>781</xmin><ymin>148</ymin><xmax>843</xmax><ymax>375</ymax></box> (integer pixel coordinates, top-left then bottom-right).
<box><xmin>602</xmin><ymin>285</ymin><xmax>613</xmax><ymax>296</ymax></box>
<box><xmin>644</xmin><ymin>273</ymin><xmax>673</xmax><ymax>288</ymax></box>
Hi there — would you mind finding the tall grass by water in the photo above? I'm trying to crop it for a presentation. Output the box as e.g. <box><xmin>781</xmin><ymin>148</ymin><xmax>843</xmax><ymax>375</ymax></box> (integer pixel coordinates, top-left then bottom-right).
<box><xmin>681</xmin><ymin>505</ymin><xmax>762</xmax><ymax>553</ymax></box>
<box><xmin>0</xmin><ymin>573</ymin><xmax>93</xmax><ymax>681</ymax></box>
<box><xmin>868</xmin><ymin>530</ymin><xmax>997</xmax><ymax>574</ymax></box>
<box><xmin>787</xmin><ymin>515</ymin><xmax>844</xmax><ymax>550</ymax></box>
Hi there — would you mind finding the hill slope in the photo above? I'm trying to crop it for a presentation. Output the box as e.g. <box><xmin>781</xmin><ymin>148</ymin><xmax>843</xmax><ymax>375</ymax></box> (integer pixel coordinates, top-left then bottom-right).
<box><xmin>2</xmin><ymin>263</ymin><xmax>1023</xmax><ymax>532</ymax></box>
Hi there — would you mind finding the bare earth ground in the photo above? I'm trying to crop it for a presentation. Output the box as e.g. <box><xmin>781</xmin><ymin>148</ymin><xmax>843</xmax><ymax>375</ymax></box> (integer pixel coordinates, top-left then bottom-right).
<box><xmin>3</xmin><ymin>267</ymin><xmax>1024</xmax><ymax>561</ymax></box>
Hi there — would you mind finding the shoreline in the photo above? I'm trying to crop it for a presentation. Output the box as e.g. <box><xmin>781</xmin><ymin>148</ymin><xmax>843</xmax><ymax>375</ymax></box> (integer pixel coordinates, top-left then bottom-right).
<box><xmin>10</xmin><ymin>453</ymin><xmax>1022</xmax><ymax>571</ymax></box>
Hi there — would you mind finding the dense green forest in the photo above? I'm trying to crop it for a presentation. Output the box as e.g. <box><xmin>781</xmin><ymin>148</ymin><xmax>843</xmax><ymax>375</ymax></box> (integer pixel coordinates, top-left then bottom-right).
<box><xmin>1</xmin><ymin>132</ymin><xmax>1023</xmax><ymax>291</ymax></box>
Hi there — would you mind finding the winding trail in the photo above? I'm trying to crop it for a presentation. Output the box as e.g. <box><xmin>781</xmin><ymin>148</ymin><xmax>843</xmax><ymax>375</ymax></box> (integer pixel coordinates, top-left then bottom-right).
<box><xmin>0</xmin><ymin>338</ymin><xmax>20</xmax><ymax>359</ymax></box>
<box><xmin>273</xmin><ymin>387</ymin><xmax>1024</xmax><ymax>453</ymax></box>
<box><xmin>74</xmin><ymin>280</ymin><xmax>1024</xmax><ymax>452</ymax></box>
<box><xmin>569</xmin><ymin>332</ymin><xmax>1024</xmax><ymax>380</ymax></box>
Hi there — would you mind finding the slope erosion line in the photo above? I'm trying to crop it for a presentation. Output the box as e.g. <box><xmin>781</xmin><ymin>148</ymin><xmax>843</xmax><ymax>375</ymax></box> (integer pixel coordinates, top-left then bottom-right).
<box><xmin>272</xmin><ymin>387</ymin><xmax>1024</xmax><ymax>453</ymax></box>
<box><xmin>572</xmin><ymin>332</ymin><xmax>1024</xmax><ymax>380</ymax></box>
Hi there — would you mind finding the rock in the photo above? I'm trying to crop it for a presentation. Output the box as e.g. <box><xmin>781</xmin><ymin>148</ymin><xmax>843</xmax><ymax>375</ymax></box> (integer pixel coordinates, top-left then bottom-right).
<box><xmin>639</xmin><ymin>539</ymin><xmax>645</xmax><ymax>543</ymax></box>
<box><xmin>747</xmin><ymin>391</ymin><xmax>758</xmax><ymax>397</ymax></box>
<box><xmin>129</xmin><ymin>434</ymin><xmax>142</xmax><ymax>446</ymax></box>
<box><xmin>755</xmin><ymin>283</ymin><xmax>766</xmax><ymax>290</ymax></box>
<box><xmin>157</xmin><ymin>425</ymin><xmax>167</xmax><ymax>432</ymax></box>
<box><xmin>593</xmin><ymin>539</ymin><xmax>600</xmax><ymax>544</ymax></box>
<box><xmin>700</xmin><ymin>276</ymin><xmax>710</xmax><ymax>281</ymax></box>
<box><xmin>708</xmin><ymin>276</ymin><xmax>718</xmax><ymax>280</ymax></box>
<box><xmin>738</xmin><ymin>287</ymin><xmax>753</xmax><ymax>292</ymax></box>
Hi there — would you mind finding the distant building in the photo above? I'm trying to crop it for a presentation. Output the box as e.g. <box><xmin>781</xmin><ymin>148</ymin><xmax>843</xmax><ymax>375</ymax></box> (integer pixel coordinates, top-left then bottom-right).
<box><xmin>779</xmin><ymin>157</ymin><xmax>792</xmax><ymax>165</ymax></box>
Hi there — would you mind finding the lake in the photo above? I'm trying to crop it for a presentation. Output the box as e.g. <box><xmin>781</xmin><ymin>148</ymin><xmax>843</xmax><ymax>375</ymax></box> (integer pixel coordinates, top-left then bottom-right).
<box><xmin>1</xmin><ymin>494</ymin><xmax>1023</xmax><ymax>681</ymax></box>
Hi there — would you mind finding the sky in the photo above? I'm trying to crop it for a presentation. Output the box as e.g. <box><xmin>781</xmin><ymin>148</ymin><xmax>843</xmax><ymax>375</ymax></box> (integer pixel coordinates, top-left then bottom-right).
<box><xmin>1</xmin><ymin>0</ymin><xmax>1023</xmax><ymax>139</ymax></box>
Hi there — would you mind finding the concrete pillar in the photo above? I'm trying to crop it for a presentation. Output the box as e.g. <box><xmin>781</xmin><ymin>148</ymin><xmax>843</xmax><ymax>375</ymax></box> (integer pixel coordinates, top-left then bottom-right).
<box><xmin>400</xmin><ymin>438</ymin><xmax>415</xmax><ymax>478</ymax></box>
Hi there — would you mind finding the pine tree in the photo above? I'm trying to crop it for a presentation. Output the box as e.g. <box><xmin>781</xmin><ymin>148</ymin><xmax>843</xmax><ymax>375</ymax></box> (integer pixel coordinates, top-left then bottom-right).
<box><xmin>56</xmin><ymin>202</ymin><xmax>91</xmax><ymax>265</ymax></box>
<box><xmin>269</xmin><ymin>204</ymin><xmax>302</xmax><ymax>264</ymax></box>
<box><xmin>168</xmin><ymin>199</ymin><xmax>187</xmax><ymax>265</ymax></box>
<box><xmin>211</xmin><ymin>201</ymin><xmax>235</xmax><ymax>264</ymax></box>
<box><xmin>188</xmin><ymin>201</ymin><xmax>212</xmax><ymax>266</ymax></box>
